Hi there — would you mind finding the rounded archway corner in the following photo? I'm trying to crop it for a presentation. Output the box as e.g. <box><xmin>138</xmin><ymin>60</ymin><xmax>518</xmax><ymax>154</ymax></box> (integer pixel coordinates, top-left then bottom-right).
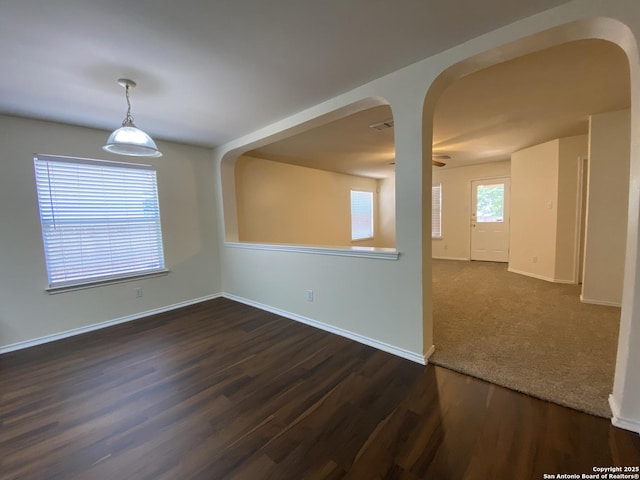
<box><xmin>218</xmin><ymin>95</ymin><xmax>395</xmax><ymax>243</ymax></box>
<box><xmin>420</xmin><ymin>15</ymin><xmax>638</xmax><ymax>203</ymax></box>
<box><xmin>422</xmin><ymin>16</ymin><xmax>637</xmax><ymax>122</ymax></box>
<box><xmin>219</xmin><ymin>95</ymin><xmax>393</xmax><ymax>165</ymax></box>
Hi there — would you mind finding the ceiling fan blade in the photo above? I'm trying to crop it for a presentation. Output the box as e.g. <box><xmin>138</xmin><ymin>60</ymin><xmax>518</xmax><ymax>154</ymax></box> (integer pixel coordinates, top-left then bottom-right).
<box><xmin>432</xmin><ymin>159</ymin><xmax>446</xmax><ymax>167</ymax></box>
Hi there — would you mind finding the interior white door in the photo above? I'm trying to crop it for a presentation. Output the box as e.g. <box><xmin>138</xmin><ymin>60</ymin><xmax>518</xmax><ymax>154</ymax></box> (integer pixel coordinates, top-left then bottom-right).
<box><xmin>471</xmin><ymin>178</ymin><xmax>510</xmax><ymax>262</ymax></box>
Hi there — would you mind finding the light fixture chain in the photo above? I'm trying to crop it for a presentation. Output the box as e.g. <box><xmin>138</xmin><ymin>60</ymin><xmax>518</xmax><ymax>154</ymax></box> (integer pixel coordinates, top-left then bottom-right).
<box><xmin>122</xmin><ymin>84</ymin><xmax>136</xmax><ymax>127</ymax></box>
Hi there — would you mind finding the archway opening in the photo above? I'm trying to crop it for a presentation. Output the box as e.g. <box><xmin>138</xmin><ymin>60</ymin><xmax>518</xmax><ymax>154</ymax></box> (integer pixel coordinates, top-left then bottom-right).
<box><xmin>422</xmin><ymin>18</ymin><xmax>636</xmax><ymax>420</ymax></box>
<box><xmin>219</xmin><ymin>98</ymin><xmax>396</xmax><ymax>248</ymax></box>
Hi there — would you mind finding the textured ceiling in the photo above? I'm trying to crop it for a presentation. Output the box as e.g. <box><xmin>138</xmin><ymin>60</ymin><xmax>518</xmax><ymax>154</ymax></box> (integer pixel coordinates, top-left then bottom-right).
<box><xmin>0</xmin><ymin>0</ymin><xmax>571</xmax><ymax>148</ymax></box>
<box><xmin>248</xmin><ymin>39</ymin><xmax>630</xmax><ymax>177</ymax></box>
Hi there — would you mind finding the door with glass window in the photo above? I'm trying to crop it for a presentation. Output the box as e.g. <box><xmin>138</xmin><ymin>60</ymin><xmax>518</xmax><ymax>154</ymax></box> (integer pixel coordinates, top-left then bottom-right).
<box><xmin>471</xmin><ymin>178</ymin><xmax>510</xmax><ymax>262</ymax></box>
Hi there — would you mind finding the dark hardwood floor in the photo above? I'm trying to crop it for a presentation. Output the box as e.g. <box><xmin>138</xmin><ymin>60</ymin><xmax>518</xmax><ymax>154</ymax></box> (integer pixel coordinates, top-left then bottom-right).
<box><xmin>1</xmin><ymin>298</ymin><xmax>639</xmax><ymax>479</ymax></box>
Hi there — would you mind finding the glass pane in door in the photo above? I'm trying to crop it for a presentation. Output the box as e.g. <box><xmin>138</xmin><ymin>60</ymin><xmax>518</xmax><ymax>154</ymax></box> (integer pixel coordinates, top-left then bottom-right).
<box><xmin>476</xmin><ymin>184</ymin><xmax>504</xmax><ymax>222</ymax></box>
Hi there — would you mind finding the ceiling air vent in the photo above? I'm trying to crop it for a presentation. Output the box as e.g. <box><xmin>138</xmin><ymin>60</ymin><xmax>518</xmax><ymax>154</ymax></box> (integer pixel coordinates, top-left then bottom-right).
<box><xmin>368</xmin><ymin>118</ymin><xmax>394</xmax><ymax>130</ymax></box>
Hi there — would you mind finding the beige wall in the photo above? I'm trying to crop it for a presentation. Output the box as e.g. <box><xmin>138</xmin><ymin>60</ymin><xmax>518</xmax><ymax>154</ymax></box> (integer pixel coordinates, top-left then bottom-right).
<box><xmin>0</xmin><ymin>115</ymin><xmax>221</xmax><ymax>349</ymax></box>
<box><xmin>235</xmin><ymin>155</ymin><xmax>393</xmax><ymax>247</ymax></box>
<box><xmin>509</xmin><ymin>135</ymin><xmax>587</xmax><ymax>282</ymax></box>
<box><xmin>377</xmin><ymin>176</ymin><xmax>396</xmax><ymax>248</ymax></box>
<box><xmin>582</xmin><ymin>109</ymin><xmax>630</xmax><ymax>306</ymax></box>
<box><xmin>510</xmin><ymin>139</ymin><xmax>560</xmax><ymax>279</ymax></box>
<box><xmin>432</xmin><ymin>161</ymin><xmax>511</xmax><ymax>260</ymax></box>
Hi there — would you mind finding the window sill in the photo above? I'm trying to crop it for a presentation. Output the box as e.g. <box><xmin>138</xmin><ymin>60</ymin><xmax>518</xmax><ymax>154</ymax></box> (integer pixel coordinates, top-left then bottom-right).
<box><xmin>432</xmin><ymin>236</ymin><xmax>443</xmax><ymax>240</ymax></box>
<box><xmin>46</xmin><ymin>270</ymin><xmax>170</xmax><ymax>294</ymax></box>
<box><xmin>224</xmin><ymin>242</ymin><xmax>399</xmax><ymax>260</ymax></box>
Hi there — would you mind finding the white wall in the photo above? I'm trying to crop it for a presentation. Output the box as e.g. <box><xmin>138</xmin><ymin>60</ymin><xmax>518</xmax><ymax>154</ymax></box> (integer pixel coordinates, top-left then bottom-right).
<box><xmin>219</xmin><ymin>96</ymin><xmax>427</xmax><ymax>361</ymax></box>
<box><xmin>582</xmin><ymin>109</ymin><xmax>631</xmax><ymax>306</ymax></box>
<box><xmin>431</xmin><ymin>160</ymin><xmax>511</xmax><ymax>260</ymax></box>
<box><xmin>0</xmin><ymin>115</ymin><xmax>221</xmax><ymax>349</ymax></box>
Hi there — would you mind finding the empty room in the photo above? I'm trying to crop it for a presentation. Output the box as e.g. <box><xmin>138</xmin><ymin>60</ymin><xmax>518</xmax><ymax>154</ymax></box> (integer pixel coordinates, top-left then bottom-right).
<box><xmin>2</xmin><ymin>1</ymin><xmax>640</xmax><ymax>479</ymax></box>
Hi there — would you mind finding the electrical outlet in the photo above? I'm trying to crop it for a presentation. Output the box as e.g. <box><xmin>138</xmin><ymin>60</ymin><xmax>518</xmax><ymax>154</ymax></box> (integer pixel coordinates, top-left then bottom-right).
<box><xmin>135</xmin><ymin>287</ymin><xmax>143</xmax><ymax>298</ymax></box>
<box><xmin>532</xmin><ymin>256</ymin><xmax>538</xmax><ymax>264</ymax></box>
<box><xmin>306</xmin><ymin>290</ymin><xmax>314</xmax><ymax>302</ymax></box>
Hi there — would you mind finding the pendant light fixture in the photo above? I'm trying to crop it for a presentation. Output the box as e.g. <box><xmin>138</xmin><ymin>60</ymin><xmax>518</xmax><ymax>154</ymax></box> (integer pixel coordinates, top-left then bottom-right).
<box><xmin>103</xmin><ymin>78</ymin><xmax>162</xmax><ymax>157</ymax></box>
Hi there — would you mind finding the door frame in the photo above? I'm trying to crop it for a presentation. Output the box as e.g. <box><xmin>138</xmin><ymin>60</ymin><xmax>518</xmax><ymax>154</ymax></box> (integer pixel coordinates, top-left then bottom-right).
<box><xmin>469</xmin><ymin>176</ymin><xmax>511</xmax><ymax>262</ymax></box>
<box><xmin>574</xmin><ymin>155</ymin><xmax>589</xmax><ymax>285</ymax></box>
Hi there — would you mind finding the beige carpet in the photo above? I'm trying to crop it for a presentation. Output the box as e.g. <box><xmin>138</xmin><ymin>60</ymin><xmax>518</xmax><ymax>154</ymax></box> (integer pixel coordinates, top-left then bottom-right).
<box><xmin>429</xmin><ymin>259</ymin><xmax>621</xmax><ymax>417</ymax></box>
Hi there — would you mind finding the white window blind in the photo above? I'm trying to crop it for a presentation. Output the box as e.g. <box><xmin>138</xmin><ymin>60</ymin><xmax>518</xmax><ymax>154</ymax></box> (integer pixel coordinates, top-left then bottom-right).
<box><xmin>432</xmin><ymin>184</ymin><xmax>442</xmax><ymax>238</ymax></box>
<box><xmin>350</xmin><ymin>190</ymin><xmax>374</xmax><ymax>241</ymax></box>
<box><xmin>34</xmin><ymin>155</ymin><xmax>166</xmax><ymax>289</ymax></box>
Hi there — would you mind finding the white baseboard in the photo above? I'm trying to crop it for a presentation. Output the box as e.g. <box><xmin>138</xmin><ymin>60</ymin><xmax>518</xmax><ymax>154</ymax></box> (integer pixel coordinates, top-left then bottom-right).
<box><xmin>580</xmin><ymin>295</ymin><xmax>622</xmax><ymax>307</ymax></box>
<box><xmin>507</xmin><ymin>268</ymin><xmax>576</xmax><ymax>284</ymax></box>
<box><xmin>0</xmin><ymin>293</ymin><xmax>223</xmax><ymax>354</ymax></box>
<box><xmin>223</xmin><ymin>293</ymin><xmax>427</xmax><ymax>365</ymax></box>
<box><xmin>2</xmin><ymin>291</ymin><xmax>429</xmax><ymax>366</ymax></box>
<box><xmin>432</xmin><ymin>256</ymin><xmax>469</xmax><ymax>261</ymax></box>
<box><xmin>609</xmin><ymin>394</ymin><xmax>640</xmax><ymax>434</ymax></box>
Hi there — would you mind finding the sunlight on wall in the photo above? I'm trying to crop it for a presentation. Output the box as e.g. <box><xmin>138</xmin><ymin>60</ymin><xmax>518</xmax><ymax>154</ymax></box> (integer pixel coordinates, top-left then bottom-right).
<box><xmin>235</xmin><ymin>155</ymin><xmax>395</xmax><ymax>248</ymax></box>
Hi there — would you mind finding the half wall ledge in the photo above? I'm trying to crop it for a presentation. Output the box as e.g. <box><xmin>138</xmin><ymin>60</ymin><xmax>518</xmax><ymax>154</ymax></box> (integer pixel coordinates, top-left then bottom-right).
<box><xmin>224</xmin><ymin>242</ymin><xmax>400</xmax><ymax>260</ymax></box>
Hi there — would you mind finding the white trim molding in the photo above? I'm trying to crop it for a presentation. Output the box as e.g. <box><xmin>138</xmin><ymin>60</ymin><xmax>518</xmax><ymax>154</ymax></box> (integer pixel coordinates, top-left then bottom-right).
<box><xmin>432</xmin><ymin>256</ymin><xmax>470</xmax><ymax>261</ymax></box>
<box><xmin>580</xmin><ymin>295</ymin><xmax>622</xmax><ymax>308</ymax></box>
<box><xmin>0</xmin><ymin>294</ymin><xmax>223</xmax><ymax>354</ymax></box>
<box><xmin>224</xmin><ymin>241</ymin><xmax>399</xmax><ymax>260</ymax></box>
<box><xmin>223</xmin><ymin>292</ymin><xmax>426</xmax><ymax>365</ymax></box>
<box><xmin>507</xmin><ymin>267</ymin><xmax>576</xmax><ymax>284</ymax></box>
<box><xmin>609</xmin><ymin>394</ymin><xmax>640</xmax><ymax>434</ymax></box>
<box><xmin>46</xmin><ymin>269</ymin><xmax>170</xmax><ymax>294</ymax></box>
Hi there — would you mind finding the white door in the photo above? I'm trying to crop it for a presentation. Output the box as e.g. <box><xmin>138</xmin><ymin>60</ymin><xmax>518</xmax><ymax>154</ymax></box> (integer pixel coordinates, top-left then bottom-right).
<box><xmin>471</xmin><ymin>178</ymin><xmax>510</xmax><ymax>262</ymax></box>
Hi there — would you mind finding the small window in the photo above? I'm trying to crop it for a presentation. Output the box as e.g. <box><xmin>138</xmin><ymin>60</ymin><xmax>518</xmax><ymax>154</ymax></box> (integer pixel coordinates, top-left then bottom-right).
<box><xmin>34</xmin><ymin>155</ymin><xmax>166</xmax><ymax>289</ymax></box>
<box><xmin>350</xmin><ymin>190</ymin><xmax>374</xmax><ymax>241</ymax></box>
<box><xmin>432</xmin><ymin>184</ymin><xmax>442</xmax><ymax>238</ymax></box>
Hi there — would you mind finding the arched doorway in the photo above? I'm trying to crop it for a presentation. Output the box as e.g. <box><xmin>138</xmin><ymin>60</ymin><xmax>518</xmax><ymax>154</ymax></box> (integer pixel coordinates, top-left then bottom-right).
<box><xmin>422</xmin><ymin>18</ymin><xmax>639</xmax><ymax>429</ymax></box>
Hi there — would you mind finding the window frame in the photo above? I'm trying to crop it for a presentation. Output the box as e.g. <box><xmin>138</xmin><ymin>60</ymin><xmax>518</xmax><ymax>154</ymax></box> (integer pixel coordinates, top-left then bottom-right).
<box><xmin>33</xmin><ymin>154</ymin><xmax>167</xmax><ymax>292</ymax></box>
<box><xmin>350</xmin><ymin>189</ymin><xmax>375</xmax><ymax>242</ymax></box>
<box><xmin>432</xmin><ymin>184</ymin><xmax>442</xmax><ymax>239</ymax></box>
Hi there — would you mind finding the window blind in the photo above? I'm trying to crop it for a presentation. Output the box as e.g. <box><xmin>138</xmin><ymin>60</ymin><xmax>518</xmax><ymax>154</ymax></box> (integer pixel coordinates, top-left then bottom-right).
<box><xmin>34</xmin><ymin>155</ymin><xmax>165</xmax><ymax>289</ymax></box>
<box><xmin>432</xmin><ymin>184</ymin><xmax>442</xmax><ymax>238</ymax></box>
<box><xmin>350</xmin><ymin>190</ymin><xmax>374</xmax><ymax>240</ymax></box>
